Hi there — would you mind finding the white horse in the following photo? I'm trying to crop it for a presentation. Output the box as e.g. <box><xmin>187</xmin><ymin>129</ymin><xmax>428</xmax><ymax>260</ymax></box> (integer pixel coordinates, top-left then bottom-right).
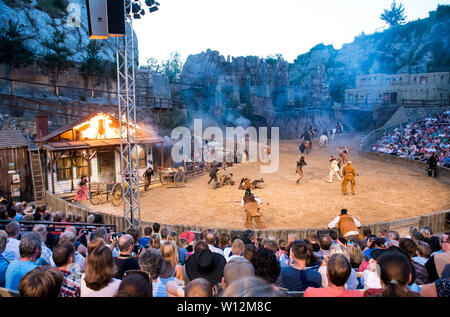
<box><xmin>319</xmin><ymin>134</ymin><xmax>328</xmax><ymax>147</ymax></box>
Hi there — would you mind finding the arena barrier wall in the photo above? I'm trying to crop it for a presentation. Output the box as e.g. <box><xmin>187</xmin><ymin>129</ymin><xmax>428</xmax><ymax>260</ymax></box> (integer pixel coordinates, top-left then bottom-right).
<box><xmin>45</xmin><ymin>191</ymin><xmax>449</xmax><ymax>241</ymax></box>
<box><xmin>359</xmin><ymin>150</ymin><xmax>450</xmax><ymax>185</ymax></box>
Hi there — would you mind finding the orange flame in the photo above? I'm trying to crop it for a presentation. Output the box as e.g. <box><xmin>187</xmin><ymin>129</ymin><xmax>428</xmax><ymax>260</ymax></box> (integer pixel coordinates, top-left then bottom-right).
<box><xmin>74</xmin><ymin>113</ymin><xmax>121</xmax><ymax>140</ymax></box>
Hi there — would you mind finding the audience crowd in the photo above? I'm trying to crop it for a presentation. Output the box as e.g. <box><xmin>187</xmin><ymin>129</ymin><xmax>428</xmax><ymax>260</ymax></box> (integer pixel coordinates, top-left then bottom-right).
<box><xmin>0</xmin><ymin>196</ymin><xmax>449</xmax><ymax>298</ymax></box>
<box><xmin>371</xmin><ymin>111</ymin><xmax>450</xmax><ymax>168</ymax></box>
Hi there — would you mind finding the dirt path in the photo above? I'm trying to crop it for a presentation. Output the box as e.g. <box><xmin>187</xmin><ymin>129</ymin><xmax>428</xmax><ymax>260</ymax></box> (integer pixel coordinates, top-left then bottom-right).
<box><xmin>84</xmin><ymin>135</ymin><xmax>450</xmax><ymax>229</ymax></box>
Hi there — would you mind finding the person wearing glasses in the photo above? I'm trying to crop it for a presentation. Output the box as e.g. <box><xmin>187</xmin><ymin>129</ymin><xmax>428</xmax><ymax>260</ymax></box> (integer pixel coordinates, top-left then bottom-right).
<box><xmin>425</xmin><ymin>233</ymin><xmax>450</xmax><ymax>282</ymax></box>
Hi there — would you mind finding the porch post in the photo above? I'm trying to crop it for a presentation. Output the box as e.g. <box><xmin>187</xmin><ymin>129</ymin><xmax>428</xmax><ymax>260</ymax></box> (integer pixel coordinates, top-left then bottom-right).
<box><xmin>160</xmin><ymin>142</ymin><xmax>164</xmax><ymax>174</ymax></box>
<box><xmin>50</xmin><ymin>151</ymin><xmax>55</xmax><ymax>194</ymax></box>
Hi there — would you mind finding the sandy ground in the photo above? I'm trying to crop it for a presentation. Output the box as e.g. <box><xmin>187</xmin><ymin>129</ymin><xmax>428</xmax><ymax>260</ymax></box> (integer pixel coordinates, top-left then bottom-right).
<box><xmin>84</xmin><ymin>135</ymin><xmax>450</xmax><ymax>229</ymax></box>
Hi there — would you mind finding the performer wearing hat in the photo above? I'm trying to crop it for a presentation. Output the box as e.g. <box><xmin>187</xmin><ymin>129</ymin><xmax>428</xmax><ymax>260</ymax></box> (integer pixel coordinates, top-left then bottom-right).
<box><xmin>208</xmin><ymin>162</ymin><xmax>223</xmax><ymax>187</ymax></box>
<box><xmin>296</xmin><ymin>155</ymin><xmax>307</xmax><ymax>184</ymax></box>
<box><xmin>143</xmin><ymin>166</ymin><xmax>155</xmax><ymax>191</ymax></box>
<box><xmin>241</xmin><ymin>189</ymin><xmax>264</xmax><ymax>229</ymax></box>
<box><xmin>328</xmin><ymin>156</ymin><xmax>341</xmax><ymax>183</ymax></box>
<box><xmin>342</xmin><ymin>161</ymin><xmax>357</xmax><ymax>195</ymax></box>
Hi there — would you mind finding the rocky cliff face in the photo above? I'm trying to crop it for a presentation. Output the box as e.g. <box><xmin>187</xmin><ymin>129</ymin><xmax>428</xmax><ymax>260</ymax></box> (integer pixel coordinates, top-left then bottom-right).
<box><xmin>0</xmin><ymin>0</ymin><xmax>133</xmax><ymax>62</ymax></box>
<box><xmin>174</xmin><ymin>5</ymin><xmax>450</xmax><ymax>137</ymax></box>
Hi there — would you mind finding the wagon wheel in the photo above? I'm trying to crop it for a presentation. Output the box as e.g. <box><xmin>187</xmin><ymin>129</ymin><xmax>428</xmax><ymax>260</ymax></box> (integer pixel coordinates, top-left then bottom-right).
<box><xmin>174</xmin><ymin>171</ymin><xmax>186</xmax><ymax>187</ymax></box>
<box><xmin>90</xmin><ymin>191</ymin><xmax>100</xmax><ymax>205</ymax></box>
<box><xmin>111</xmin><ymin>183</ymin><xmax>123</xmax><ymax>207</ymax></box>
<box><xmin>160</xmin><ymin>174</ymin><xmax>170</xmax><ymax>185</ymax></box>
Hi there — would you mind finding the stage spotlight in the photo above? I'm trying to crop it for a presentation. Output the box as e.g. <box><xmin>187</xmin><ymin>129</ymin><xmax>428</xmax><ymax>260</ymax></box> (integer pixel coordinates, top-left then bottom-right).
<box><xmin>133</xmin><ymin>13</ymin><xmax>141</xmax><ymax>19</ymax></box>
<box><xmin>149</xmin><ymin>6</ymin><xmax>158</xmax><ymax>13</ymax></box>
<box><xmin>140</xmin><ymin>9</ymin><xmax>145</xmax><ymax>16</ymax></box>
<box><xmin>145</xmin><ymin>0</ymin><xmax>155</xmax><ymax>6</ymax></box>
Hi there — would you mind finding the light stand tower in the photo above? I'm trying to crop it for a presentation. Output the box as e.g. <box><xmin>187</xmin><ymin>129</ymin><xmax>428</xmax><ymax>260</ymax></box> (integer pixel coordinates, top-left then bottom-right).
<box><xmin>116</xmin><ymin>13</ymin><xmax>141</xmax><ymax>230</ymax></box>
<box><xmin>116</xmin><ymin>0</ymin><xmax>160</xmax><ymax>231</ymax></box>
<box><xmin>87</xmin><ymin>0</ymin><xmax>159</xmax><ymax>231</ymax></box>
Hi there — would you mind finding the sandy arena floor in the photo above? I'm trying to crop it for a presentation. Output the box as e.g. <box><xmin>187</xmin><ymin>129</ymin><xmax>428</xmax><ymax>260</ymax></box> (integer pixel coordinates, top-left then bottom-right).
<box><xmin>84</xmin><ymin>135</ymin><xmax>450</xmax><ymax>229</ymax></box>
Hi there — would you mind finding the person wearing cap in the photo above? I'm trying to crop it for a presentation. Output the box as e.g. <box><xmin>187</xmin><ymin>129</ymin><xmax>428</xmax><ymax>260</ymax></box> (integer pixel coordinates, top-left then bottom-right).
<box><xmin>341</xmin><ymin>160</ymin><xmax>357</xmax><ymax>195</ymax></box>
<box><xmin>241</xmin><ymin>189</ymin><xmax>264</xmax><ymax>229</ymax></box>
<box><xmin>328</xmin><ymin>156</ymin><xmax>341</xmax><ymax>183</ymax></box>
<box><xmin>185</xmin><ymin>248</ymin><xmax>226</xmax><ymax>296</ymax></box>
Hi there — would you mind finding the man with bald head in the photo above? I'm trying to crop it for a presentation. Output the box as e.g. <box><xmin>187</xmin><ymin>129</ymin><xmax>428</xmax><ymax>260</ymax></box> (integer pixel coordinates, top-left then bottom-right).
<box><xmin>184</xmin><ymin>278</ymin><xmax>213</xmax><ymax>297</ymax></box>
<box><xmin>221</xmin><ymin>257</ymin><xmax>255</xmax><ymax>290</ymax></box>
<box><xmin>113</xmin><ymin>234</ymin><xmax>140</xmax><ymax>279</ymax></box>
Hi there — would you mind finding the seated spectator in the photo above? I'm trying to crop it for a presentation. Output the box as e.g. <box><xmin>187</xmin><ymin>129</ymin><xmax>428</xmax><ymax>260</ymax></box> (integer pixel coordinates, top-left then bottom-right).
<box><xmin>115</xmin><ymin>270</ymin><xmax>152</xmax><ymax>297</ymax></box>
<box><xmin>52</xmin><ymin>243</ymin><xmax>81</xmax><ymax>297</ymax></box>
<box><xmin>250</xmin><ymin>247</ymin><xmax>280</xmax><ymax>285</ymax></box>
<box><xmin>149</xmin><ymin>234</ymin><xmax>161</xmax><ymax>250</ymax></box>
<box><xmin>139</xmin><ymin>227</ymin><xmax>153</xmax><ymax>247</ymax></box>
<box><xmin>94</xmin><ymin>227</ymin><xmax>118</xmax><ymax>258</ymax></box>
<box><xmin>276</xmin><ymin>239</ymin><xmax>288</xmax><ymax>260</ymax></box>
<box><xmin>18</xmin><ymin>266</ymin><xmax>64</xmax><ymax>297</ymax></box>
<box><xmin>168</xmin><ymin>231</ymin><xmax>188</xmax><ymax>266</ymax></box>
<box><xmin>222</xmin><ymin>276</ymin><xmax>286</xmax><ymax>297</ymax></box>
<box><xmin>57</xmin><ymin>231</ymin><xmax>86</xmax><ymax>272</ymax></box>
<box><xmin>420</xmin><ymin>227</ymin><xmax>441</xmax><ymax>253</ymax></box>
<box><xmin>318</xmin><ymin>243</ymin><xmax>358</xmax><ymax>290</ymax></box>
<box><xmin>425</xmin><ymin>232</ymin><xmax>450</xmax><ymax>282</ymax></box>
<box><xmin>277</xmin><ymin>240</ymin><xmax>321</xmax><ymax>292</ymax></box>
<box><xmin>65</xmin><ymin>212</ymin><xmax>74</xmax><ymax>223</ymax></box>
<box><xmin>347</xmin><ymin>243</ymin><xmax>367</xmax><ymax>271</ymax></box>
<box><xmin>241</xmin><ymin>230</ymin><xmax>256</xmax><ymax>245</ymax></box>
<box><xmin>0</xmin><ymin>230</ymin><xmax>9</xmax><ymax>287</ymax></box>
<box><xmin>2</xmin><ymin>221</ymin><xmax>21</xmax><ymax>262</ymax></box>
<box><xmin>160</xmin><ymin>241</ymin><xmax>183</xmax><ymax>281</ymax></box>
<box><xmin>308</xmin><ymin>233</ymin><xmax>320</xmax><ymax>252</ymax></box>
<box><xmin>221</xmin><ymin>257</ymin><xmax>255</xmax><ymax>291</ymax></box>
<box><xmin>185</xmin><ymin>248</ymin><xmax>226</xmax><ymax>296</ymax></box>
<box><xmin>411</xmin><ymin>231</ymin><xmax>425</xmax><ymax>243</ymax></box>
<box><xmin>304</xmin><ymin>254</ymin><xmax>363</xmax><ymax>297</ymax></box>
<box><xmin>80</xmin><ymin>245</ymin><xmax>120</xmax><ymax>297</ymax></box>
<box><xmin>226</xmin><ymin>239</ymin><xmax>244</xmax><ymax>262</ymax></box>
<box><xmin>5</xmin><ymin>232</ymin><xmax>41</xmax><ymax>291</ymax></box>
<box><xmin>414</xmin><ymin>241</ymin><xmax>432</xmax><ymax>266</ymax></box>
<box><xmin>32</xmin><ymin>225</ymin><xmax>52</xmax><ymax>265</ymax></box>
<box><xmin>138</xmin><ymin>248</ymin><xmax>166</xmax><ymax>297</ymax></box>
<box><xmin>184</xmin><ymin>278</ymin><xmax>213</xmax><ymax>297</ymax></box>
<box><xmin>387</xmin><ymin>230</ymin><xmax>400</xmax><ymax>247</ymax></box>
<box><xmin>262</xmin><ymin>239</ymin><xmax>278</xmax><ymax>254</ymax></box>
<box><xmin>126</xmin><ymin>228</ymin><xmax>140</xmax><ymax>255</ymax></box>
<box><xmin>399</xmin><ymin>238</ymin><xmax>429</xmax><ymax>285</ymax></box>
<box><xmin>244</xmin><ymin>244</ymin><xmax>256</xmax><ymax>262</ymax></box>
<box><xmin>420</xmin><ymin>265</ymin><xmax>450</xmax><ymax>297</ymax></box>
<box><xmin>304</xmin><ymin>239</ymin><xmax>322</xmax><ymax>270</ymax></box>
<box><xmin>160</xmin><ymin>228</ymin><xmax>169</xmax><ymax>244</ymax></box>
<box><xmin>152</xmin><ymin>222</ymin><xmax>161</xmax><ymax>239</ymax></box>
<box><xmin>179</xmin><ymin>231</ymin><xmax>195</xmax><ymax>254</ymax></box>
<box><xmin>369</xmin><ymin>251</ymin><xmax>420</xmax><ymax>297</ymax></box>
<box><xmin>219</xmin><ymin>232</ymin><xmax>231</xmax><ymax>251</ymax></box>
<box><xmin>205</xmin><ymin>232</ymin><xmax>224</xmax><ymax>255</ymax></box>
<box><xmin>314</xmin><ymin>234</ymin><xmax>332</xmax><ymax>260</ymax></box>
<box><xmin>363</xmin><ymin>237</ymin><xmax>387</xmax><ymax>259</ymax></box>
<box><xmin>113</xmin><ymin>234</ymin><xmax>140</xmax><ymax>279</ymax></box>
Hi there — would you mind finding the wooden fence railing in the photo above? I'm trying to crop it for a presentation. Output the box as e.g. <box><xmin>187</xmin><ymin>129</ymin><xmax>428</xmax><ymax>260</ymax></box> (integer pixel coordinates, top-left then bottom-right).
<box><xmin>45</xmin><ymin>192</ymin><xmax>449</xmax><ymax>240</ymax></box>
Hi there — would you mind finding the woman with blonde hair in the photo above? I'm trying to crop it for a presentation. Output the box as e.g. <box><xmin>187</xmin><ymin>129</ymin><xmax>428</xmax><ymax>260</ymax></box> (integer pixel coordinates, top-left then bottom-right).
<box><xmin>167</xmin><ymin>231</ymin><xmax>188</xmax><ymax>266</ymax></box>
<box><xmin>81</xmin><ymin>245</ymin><xmax>120</xmax><ymax>297</ymax></box>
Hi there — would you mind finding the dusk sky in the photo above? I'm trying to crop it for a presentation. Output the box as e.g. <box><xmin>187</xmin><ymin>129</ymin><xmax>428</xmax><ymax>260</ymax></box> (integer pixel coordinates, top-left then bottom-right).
<box><xmin>133</xmin><ymin>0</ymin><xmax>450</xmax><ymax>65</ymax></box>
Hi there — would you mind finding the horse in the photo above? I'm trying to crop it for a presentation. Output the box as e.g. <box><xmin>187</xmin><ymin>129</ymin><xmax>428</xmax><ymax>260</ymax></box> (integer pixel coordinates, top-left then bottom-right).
<box><xmin>319</xmin><ymin>134</ymin><xmax>328</xmax><ymax>147</ymax></box>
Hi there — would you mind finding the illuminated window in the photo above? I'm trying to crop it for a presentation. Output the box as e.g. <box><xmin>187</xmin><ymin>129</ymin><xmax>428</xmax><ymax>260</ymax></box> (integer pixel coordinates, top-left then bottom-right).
<box><xmin>56</xmin><ymin>158</ymin><xmax>72</xmax><ymax>181</ymax></box>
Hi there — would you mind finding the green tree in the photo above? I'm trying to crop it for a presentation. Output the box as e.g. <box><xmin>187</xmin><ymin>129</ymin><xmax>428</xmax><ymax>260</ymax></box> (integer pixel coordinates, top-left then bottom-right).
<box><xmin>145</xmin><ymin>56</ymin><xmax>162</xmax><ymax>73</ymax></box>
<box><xmin>38</xmin><ymin>30</ymin><xmax>74</xmax><ymax>96</ymax></box>
<box><xmin>265</xmin><ymin>53</ymin><xmax>283</xmax><ymax>66</ymax></box>
<box><xmin>162</xmin><ymin>51</ymin><xmax>182</xmax><ymax>83</ymax></box>
<box><xmin>0</xmin><ymin>20</ymin><xmax>34</xmax><ymax>94</ymax></box>
<box><xmin>79</xmin><ymin>40</ymin><xmax>106</xmax><ymax>98</ymax></box>
<box><xmin>380</xmin><ymin>1</ymin><xmax>407</xmax><ymax>27</ymax></box>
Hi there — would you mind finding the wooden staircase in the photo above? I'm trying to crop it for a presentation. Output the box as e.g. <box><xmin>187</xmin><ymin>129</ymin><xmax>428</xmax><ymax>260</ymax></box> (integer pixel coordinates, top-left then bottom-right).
<box><xmin>27</xmin><ymin>138</ymin><xmax>45</xmax><ymax>203</ymax></box>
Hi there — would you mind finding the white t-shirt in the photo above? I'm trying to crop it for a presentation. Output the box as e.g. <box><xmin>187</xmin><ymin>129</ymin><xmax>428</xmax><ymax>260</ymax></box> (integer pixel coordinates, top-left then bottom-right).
<box><xmin>80</xmin><ymin>274</ymin><xmax>121</xmax><ymax>297</ymax></box>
